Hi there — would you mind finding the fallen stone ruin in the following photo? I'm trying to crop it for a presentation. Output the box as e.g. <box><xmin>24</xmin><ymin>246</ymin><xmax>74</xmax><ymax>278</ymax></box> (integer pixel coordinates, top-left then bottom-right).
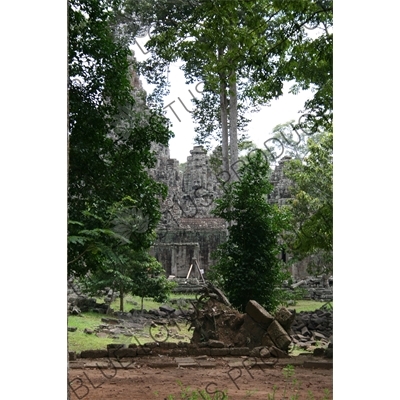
<box><xmin>284</xmin><ymin>277</ymin><xmax>333</xmax><ymax>302</ymax></box>
<box><xmin>188</xmin><ymin>297</ymin><xmax>294</xmax><ymax>358</ymax></box>
<box><xmin>69</xmin><ymin>283</ymin><xmax>332</xmax><ymax>361</ymax></box>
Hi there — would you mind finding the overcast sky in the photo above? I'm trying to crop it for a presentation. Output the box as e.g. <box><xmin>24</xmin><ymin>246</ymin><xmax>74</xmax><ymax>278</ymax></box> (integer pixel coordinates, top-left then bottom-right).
<box><xmin>132</xmin><ymin>34</ymin><xmax>313</xmax><ymax>164</ymax></box>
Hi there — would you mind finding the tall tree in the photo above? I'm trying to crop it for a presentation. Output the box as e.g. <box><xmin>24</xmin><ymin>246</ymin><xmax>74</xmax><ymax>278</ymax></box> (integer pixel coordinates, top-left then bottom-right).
<box><xmin>209</xmin><ymin>151</ymin><xmax>289</xmax><ymax>312</ymax></box>
<box><xmin>68</xmin><ymin>0</ymin><xmax>173</xmax><ymax>276</ymax></box>
<box><xmin>72</xmin><ymin>195</ymin><xmax>168</xmax><ymax>312</ymax></box>
<box><xmin>124</xmin><ymin>0</ymin><xmax>321</xmax><ymax>182</ymax></box>
<box><xmin>282</xmin><ymin>0</ymin><xmax>333</xmax><ymax>134</ymax></box>
<box><xmin>283</xmin><ymin>131</ymin><xmax>333</xmax><ymax>275</ymax></box>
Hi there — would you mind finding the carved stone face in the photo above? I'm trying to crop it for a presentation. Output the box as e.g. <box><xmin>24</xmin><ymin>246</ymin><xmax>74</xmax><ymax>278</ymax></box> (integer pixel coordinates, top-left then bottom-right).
<box><xmin>151</xmin><ymin>144</ymin><xmax>293</xmax><ymax>272</ymax></box>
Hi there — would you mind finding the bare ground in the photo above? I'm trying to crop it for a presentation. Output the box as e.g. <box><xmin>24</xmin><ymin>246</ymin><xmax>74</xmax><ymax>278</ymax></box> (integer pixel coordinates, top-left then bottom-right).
<box><xmin>68</xmin><ymin>357</ymin><xmax>333</xmax><ymax>399</ymax></box>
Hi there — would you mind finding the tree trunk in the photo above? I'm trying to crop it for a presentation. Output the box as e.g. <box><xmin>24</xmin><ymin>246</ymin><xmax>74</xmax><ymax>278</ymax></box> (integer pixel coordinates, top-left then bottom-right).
<box><xmin>220</xmin><ymin>80</ymin><xmax>229</xmax><ymax>180</ymax></box>
<box><xmin>141</xmin><ymin>296</ymin><xmax>144</xmax><ymax>313</ymax></box>
<box><xmin>119</xmin><ymin>285</ymin><xmax>124</xmax><ymax>312</ymax></box>
<box><xmin>229</xmin><ymin>73</ymin><xmax>238</xmax><ymax>181</ymax></box>
<box><xmin>218</xmin><ymin>47</ymin><xmax>230</xmax><ymax>181</ymax></box>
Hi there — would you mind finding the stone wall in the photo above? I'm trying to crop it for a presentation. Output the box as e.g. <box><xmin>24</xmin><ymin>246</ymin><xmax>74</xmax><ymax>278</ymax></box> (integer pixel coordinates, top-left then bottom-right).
<box><xmin>268</xmin><ymin>156</ymin><xmax>293</xmax><ymax>206</ymax></box>
<box><xmin>149</xmin><ymin>144</ymin><xmax>227</xmax><ymax>278</ymax></box>
<box><xmin>149</xmin><ymin>144</ymin><xmax>314</xmax><ymax>280</ymax></box>
<box><xmin>151</xmin><ymin>219</ymin><xmax>226</xmax><ymax>277</ymax></box>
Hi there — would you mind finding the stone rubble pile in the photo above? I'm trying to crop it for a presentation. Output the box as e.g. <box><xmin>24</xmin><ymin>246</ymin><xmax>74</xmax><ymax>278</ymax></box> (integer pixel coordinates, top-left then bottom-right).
<box><xmin>289</xmin><ymin>308</ymin><xmax>333</xmax><ymax>358</ymax></box>
<box><xmin>67</xmin><ymin>278</ymin><xmax>113</xmax><ymax>314</ymax></box>
<box><xmin>188</xmin><ymin>294</ymin><xmax>297</xmax><ymax>358</ymax></box>
<box><xmin>287</xmin><ymin>277</ymin><xmax>333</xmax><ymax>302</ymax></box>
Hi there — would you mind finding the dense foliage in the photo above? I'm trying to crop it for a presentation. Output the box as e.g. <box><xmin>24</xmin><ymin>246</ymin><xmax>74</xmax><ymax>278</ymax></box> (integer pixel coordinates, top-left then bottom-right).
<box><xmin>82</xmin><ymin>245</ymin><xmax>176</xmax><ymax>312</ymax></box>
<box><xmin>283</xmin><ymin>131</ymin><xmax>333</xmax><ymax>275</ymax></box>
<box><xmin>209</xmin><ymin>151</ymin><xmax>289</xmax><ymax>312</ymax></box>
<box><xmin>122</xmin><ymin>0</ymin><xmax>332</xmax><ymax>177</ymax></box>
<box><xmin>68</xmin><ymin>0</ymin><xmax>173</xmax><ymax>277</ymax></box>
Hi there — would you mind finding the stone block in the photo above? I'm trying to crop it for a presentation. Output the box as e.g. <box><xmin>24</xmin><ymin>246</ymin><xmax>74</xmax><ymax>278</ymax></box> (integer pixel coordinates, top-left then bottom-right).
<box><xmin>295</xmin><ymin>334</ymin><xmax>309</xmax><ymax>342</ymax></box>
<box><xmin>249</xmin><ymin>347</ymin><xmax>270</xmax><ymax>358</ymax></box>
<box><xmin>303</xmin><ymin>361</ymin><xmax>333</xmax><ymax>369</ymax></box>
<box><xmin>275</xmin><ymin>307</ymin><xmax>296</xmax><ymax>331</ymax></box>
<box><xmin>245</xmin><ymin>300</ymin><xmax>274</xmax><ymax>328</ymax></box>
<box><xmin>207</xmin><ymin>340</ymin><xmax>225</xmax><ymax>348</ymax></box>
<box><xmin>313</xmin><ymin>331</ymin><xmax>327</xmax><ymax>340</ymax></box>
<box><xmin>267</xmin><ymin>320</ymin><xmax>292</xmax><ymax>351</ymax></box>
<box><xmin>301</xmin><ymin>326</ymin><xmax>311</xmax><ymax>337</ymax></box>
<box><xmin>197</xmin><ymin>361</ymin><xmax>217</xmax><ymax>368</ymax></box>
<box><xmin>159</xmin><ymin>305</ymin><xmax>175</xmax><ymax>314</ymax></box>
<box><xmin>238</xmin><ymin>315</ymin><xmax>269</xmax><ymax>348</ymax></box>
<box><xmin>259</xmin><ymin>347</ymin><xmax>271</xmax><ymax>358</ymax></box>
<box><xmin>250</xmin><ymin>346</ymin><xmax>264</xmax><ymax>357</ymax></box>
<box><xmin>144</xmin><ymin>342</ymin><xmax>159</xmax><ymax>348</ymax></box>
<box><xmin>108</xmin><ymin>348</ymin><xmax>137</xmax><ymax>358</ymax></box>
<box><xmin>107</xmin><ymin>343</ymin><xmax>127</xmax><ymax>349</ymax></box>
<box><xmin>293</xmin><ymin>322</ymin><xmax>305</xmax><ymax>330</ymax></box>
<box><xmin>152</xmin><ymin>348</ymin><xmax>170</xmax><ymax>356</ymax></box>
<box><xmin>178</xmin><ymin>362</ymin><xmax>199</xmax><ymax>368</ymax></box>
<box><xmin>188</xmin><ymin>348</ymin><xmax>210</xmax><ymax>356</ymax></box>
<box><xmin>80</xmin><ymin>350</ymin><xmax>108</xmax><ymax>359</ymax></box>
<box><xmin>229</xmin><ymin>347</ymin><xmax>250</xmax><ymax>356</ymax></box>
<box><xmin>153</xmin><ymin>342</ymin><xmax>178</xmax><ymax>349</ymax></box>
<box><xmin>137</xmin><ymin>347</ymin><xmax>152</xmax><ymax>355</ymax></box>
<box><xmin>209</xmin><ymin>348</ymin><xmax>231</xmax><ymax>356</ymax></box>
<box><xmin>269</xmin><ymin>346</ymin><xmax>289</xmax><ymax>359</ymax></box>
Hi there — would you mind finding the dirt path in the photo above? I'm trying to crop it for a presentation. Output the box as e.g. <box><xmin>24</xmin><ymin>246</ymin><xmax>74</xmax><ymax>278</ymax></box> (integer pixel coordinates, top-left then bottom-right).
<box><xmin>68</xmin><ymin>357</ymin><xmax>333</xmax><ymax>399</ymax></box>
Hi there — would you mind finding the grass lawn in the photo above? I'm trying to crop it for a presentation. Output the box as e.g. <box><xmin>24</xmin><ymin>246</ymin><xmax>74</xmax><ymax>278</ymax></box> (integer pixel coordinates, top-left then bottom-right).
<box><xmin>68</xmin><ymin>294</ymin><xmax>196</xmax><ymax>352</ymax></box>
<box><xmin>289</xmin><ymin>300</ymin><xmax>333</xmax><ymax>313</ymax></box>
<box><xmin>68</xmin><ymin>312</ymin><xmax>117</xmax><ymax>351</ymax></box>
<box><xmin>67</xmin><ymin>298</ymin><xmax>330</xmax><ymax>353</ymax></box>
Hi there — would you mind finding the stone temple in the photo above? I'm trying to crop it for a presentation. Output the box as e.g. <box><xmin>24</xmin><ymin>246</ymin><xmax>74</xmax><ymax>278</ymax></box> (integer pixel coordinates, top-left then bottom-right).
<box><xmin>148</xmin><ymin>144</ymin><xmax>303</xmax><ymax>279</ymax></box>
<box><xmin>149</xmin><ymin>144</ymin><xmax>226</xmax><ymax>279</ymax></box>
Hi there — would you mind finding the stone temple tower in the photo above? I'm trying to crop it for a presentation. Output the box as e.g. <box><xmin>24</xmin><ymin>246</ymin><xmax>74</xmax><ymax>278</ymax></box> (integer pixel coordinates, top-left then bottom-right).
<box><xmin>148</xmin><ymin>144</ymin><xmax>310</xmax><ymax>279</ymax></box>
<box><xmin>149</xmin><ymin>144</ymin><xmax>226</xmax><ymax>278</ymax></box>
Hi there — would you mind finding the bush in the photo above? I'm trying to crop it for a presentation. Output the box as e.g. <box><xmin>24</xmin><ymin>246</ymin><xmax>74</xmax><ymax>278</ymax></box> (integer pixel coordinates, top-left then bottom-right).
<box><xmin>209</xmin><ymin>151</ymin><xmax>289</xmax><ymax>312</ymax></box>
